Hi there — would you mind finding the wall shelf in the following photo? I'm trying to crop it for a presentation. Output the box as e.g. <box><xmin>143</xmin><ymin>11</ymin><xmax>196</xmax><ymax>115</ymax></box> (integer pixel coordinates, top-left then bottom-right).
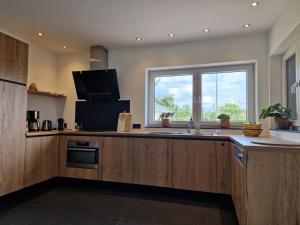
<box><xmin>28</xmin><ymin>90</ymin><xmax>67</xmax><ymax>99</ymax></box>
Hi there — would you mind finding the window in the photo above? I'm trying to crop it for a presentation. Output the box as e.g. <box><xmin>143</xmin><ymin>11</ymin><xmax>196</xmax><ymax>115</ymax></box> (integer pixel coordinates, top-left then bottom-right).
<box><xmin>285</xmin><ymin>54</ymin><xmax>297</xmax><ymax>120</ymax></box>
<box><xmin>283</xmin><ymin>41</ymin><xmax>300</xmax><ymax>124</ymax></box>
<box><xmin>146</xmin><ymin>63</ymin><xmax>256</xmax><ymax>127</ymax></box>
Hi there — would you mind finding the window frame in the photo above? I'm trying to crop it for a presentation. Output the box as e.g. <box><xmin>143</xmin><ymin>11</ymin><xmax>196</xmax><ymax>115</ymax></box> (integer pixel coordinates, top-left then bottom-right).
<box><xmin>145</xmin><ymin>62</ymin><xmax>257</xmax><ymax>128</ymax></box>
<box><xmin>147</xmin><ymin>69</ymin><xmax>197</xmax><ymax>127</ymax></box>
<box><xmin>282</xmin><ymin>41</ymin><xmax>300</xmax><ymax>126</ymax></box>
<box><xmin>198</xmin><ymin>64</ymin><xmax>255</xmax><ymax>127</ymax></box>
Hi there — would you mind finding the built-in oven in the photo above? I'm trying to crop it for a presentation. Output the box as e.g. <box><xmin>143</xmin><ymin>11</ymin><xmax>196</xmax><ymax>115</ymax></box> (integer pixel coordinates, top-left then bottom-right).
<box><xmin>67</xmin><ymin>140</ymin><xmax>99</xmax><ymax>169</ymax></box>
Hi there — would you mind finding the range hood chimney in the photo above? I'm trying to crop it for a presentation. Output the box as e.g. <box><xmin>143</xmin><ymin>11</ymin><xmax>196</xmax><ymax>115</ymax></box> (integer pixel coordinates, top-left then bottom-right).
<box><xmin>90</xmin><ymin>45</ymin><xmax>108</xmax><ymax>70</ymax></box>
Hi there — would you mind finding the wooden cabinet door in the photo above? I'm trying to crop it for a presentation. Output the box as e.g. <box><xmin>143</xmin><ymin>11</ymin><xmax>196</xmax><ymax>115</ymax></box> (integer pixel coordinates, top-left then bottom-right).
<box><xmin>0</xmin><ymin>82</ymin><xmax>26</xmax><ymax>196</ymax></box>
<box><xmin>101</xmin><ymin>137</ymin><xmax>134</xmax><ymax>183</ymax></box>
<box><xmin>40</xmin><ymin>136</ymin><xmax>58</xmax><ymax>180</ymax></box>
<box><xmin>231</xmin><ymin>144</ymin><xmax>246</xmax><ymax>225</ymax></box>
<box><xmin>285</xmin><ymin>153</ymin><xmax>300</xmax><ymax>225</ymax></box>
<box><xmin>133</xmin><ymin>138</ymin><xmax>171</xmax><ymax>187</ymax></box>
<box><xmin>216</xmin><ymin>141</ymin><xmax>232</xmax><ymax>194</ymax></box>
<box><xmin>0</xmin><ymin>32</ymin><xmax>28</xmax><ymax>84</ymax></box>
<box><xmin>24</xmin><ymin>136</ymin><xmax>58</xmax><ymax>187</ymax></box>
<box><xmin>172</xmin><ymin>140</ymin><xmax>217</xmax><ymax>192</ymax></box>
<box><xmin>24</xmin><ymin>137</ymin><xmax>42</xmax><ymax>187</ymax></box>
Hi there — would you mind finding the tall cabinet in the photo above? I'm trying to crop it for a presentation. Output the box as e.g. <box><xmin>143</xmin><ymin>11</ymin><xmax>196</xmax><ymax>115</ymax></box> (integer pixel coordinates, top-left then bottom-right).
<box><xmin>0</xmin><ymin>32</ymin><xmax>28</xmax><ymax>196</ymax></box>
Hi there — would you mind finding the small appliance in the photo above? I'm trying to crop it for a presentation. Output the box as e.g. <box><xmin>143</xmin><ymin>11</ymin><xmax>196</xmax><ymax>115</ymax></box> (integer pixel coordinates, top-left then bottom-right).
<box><xmin>27</xmin><ymin>110</ymin><xmax>40</xmax><ymax>131</ymax></box>
<box><xmin>57</xmin><ymin>118</ymin><xmax>64</xmax><ymax>130</ymax></box>
<box><xmin>67</xmin><ymin>140</ymin><xmax>100</xmax><ymax>169</ymax></box>
<box><xmin>42</xmin><ymin>120</ymin><xmax>52</xmax><ymax>131</ymax></box>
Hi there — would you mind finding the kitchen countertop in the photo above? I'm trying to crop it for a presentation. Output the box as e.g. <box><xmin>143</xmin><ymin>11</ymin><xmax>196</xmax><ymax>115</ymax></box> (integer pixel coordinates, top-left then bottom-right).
<box><xmin>26</xmin><ymin>130</ymin><xmax>300</xmax><ymax>151</ymax></box>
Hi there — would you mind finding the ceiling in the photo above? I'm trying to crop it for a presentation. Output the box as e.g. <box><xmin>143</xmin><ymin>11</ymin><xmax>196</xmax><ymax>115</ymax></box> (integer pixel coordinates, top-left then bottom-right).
<box><xmin>0</xmin><ymin>0</ymin><xmax>288</xmax><ymax>53</ymax></box>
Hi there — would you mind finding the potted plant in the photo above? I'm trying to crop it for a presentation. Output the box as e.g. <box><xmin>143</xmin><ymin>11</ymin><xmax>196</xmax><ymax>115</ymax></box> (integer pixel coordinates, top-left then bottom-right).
<box><xmin>259</xmin><ymin>103</ymin><xmax>291</xmax><ymax>130</ymax></box>
<box><xmin>160</xmin><ymin>112</ymin><xmax>174</xmax><ymax>128</ymax></box>
<box><xmin>217</xmin><ymin>113</ymin><xmax>231</xmax><ymax>129</ymax></box>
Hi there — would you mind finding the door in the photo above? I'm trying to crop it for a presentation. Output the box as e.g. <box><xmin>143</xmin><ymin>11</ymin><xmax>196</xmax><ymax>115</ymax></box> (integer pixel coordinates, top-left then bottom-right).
<box><xmin>133</xmin><ymin>138</ymin><xmax>171</xmax><ymax>187</ymax></box>
<box><xmin>101</xmin><ymin>137</ymin><xmax>134</xmax><ymax>183</ymax></box>
<box><xmin>0</xmin><ymin>32</ymin><xmax>28</xmax><ymax>84</ymax></box>
<box><xmin>0</xmin><ymin>81</ymin><xmax>27</xmax><ymax>196</ymax></box>
<box><xmin>172</xmin><ymin>140</ymin><xmax>217</xmax><ymax>192</ymax></box>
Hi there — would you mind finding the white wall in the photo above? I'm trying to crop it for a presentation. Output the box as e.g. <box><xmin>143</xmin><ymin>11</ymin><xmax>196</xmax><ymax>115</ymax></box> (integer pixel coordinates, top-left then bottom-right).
<box><xmin>57</xmin><ymin>52</ymin><xmax>90</xmax><ymax>129</ymax></box>
<box><xmin>109</xmin><ymin>33</ymin><xmax>269</xmax><ymax>128</ymax></box>
<box><xmin>269</xmin><ymin>0</ymin><xmax>300</xmax><ymax>55</ymax></box>
<box><xmin>27</xmin><ymin>44</ymin><xmax>59</xmax><ymax>92</ymax></box>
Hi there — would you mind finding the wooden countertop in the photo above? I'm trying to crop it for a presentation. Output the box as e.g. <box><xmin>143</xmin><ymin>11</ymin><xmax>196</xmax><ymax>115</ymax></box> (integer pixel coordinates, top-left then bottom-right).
<box><xmin>26</xmin><ymin>130</ymin><xmax>300</xmax><ymax>152</ymax></box>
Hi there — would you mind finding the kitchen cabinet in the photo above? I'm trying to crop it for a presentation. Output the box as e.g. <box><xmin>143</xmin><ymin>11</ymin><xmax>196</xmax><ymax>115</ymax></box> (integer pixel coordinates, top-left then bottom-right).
<box><xmin>58</xmin><ymin>136</ymin><xmax>100</xmax><ymax>180</ymax></box>
<box><xmin>231</xmin><ymin>143</ymin><xmax>300</xmax><ymax>225</ymax></box>
<box><xmin>285</xmin><ymin>153</ymin><xmax>300</xmax><ymax>225</ymax></box>
<box><xmin>24</xmin><ymin>136</ymin><xmax>58</xmax><ymax>187</ymax></box>
<box><xmin>101</xmin><ymin>137</ymin><xmax>172</xmax><ymax>187</ymax></box>
<box><xmin>101</xmin><ymin>137</ymin><xmax>134</xmax><ymax>183</ymax></box>
<box><xmin>171</xmin><ymin>140</ymin><xmax>217</xmax><ymax>192</ymax></box>
<box><xmin>0</xmin><ymin>81</ymin><xmax>27</xmax><ymax>196</ymax></box>
<box><xmin>133</xmin><ymin>138</ymin><xmax>171</xmax><ymax>187</ymax></box>
<box><xmin>216</xmin><ymin>141</ymin><xmax>231</xmax><ymax>194</ymax></box>
<box><xmin>0</xmin><ymin>32</ymin><xmax>28</xmax><ymax>84</ymax></box>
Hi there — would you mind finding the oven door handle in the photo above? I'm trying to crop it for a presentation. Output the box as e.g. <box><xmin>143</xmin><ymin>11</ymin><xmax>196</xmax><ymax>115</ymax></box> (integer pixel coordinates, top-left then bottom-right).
<box><xmin>67</xmin><ymin>147</ymin><xmax>97</xmax><ymax>152</ymax></box>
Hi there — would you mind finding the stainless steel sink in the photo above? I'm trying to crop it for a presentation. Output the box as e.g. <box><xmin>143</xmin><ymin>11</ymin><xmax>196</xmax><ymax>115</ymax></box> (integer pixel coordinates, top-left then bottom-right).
<box><xmin>148</xmin><ymin>131</ymin><xmax>187</xmax><ymax>135</ymax></box>
<box><xmin>147</xmin><ymin>131</ymin><xmax>218</xmax><ymax>136</ymax></box>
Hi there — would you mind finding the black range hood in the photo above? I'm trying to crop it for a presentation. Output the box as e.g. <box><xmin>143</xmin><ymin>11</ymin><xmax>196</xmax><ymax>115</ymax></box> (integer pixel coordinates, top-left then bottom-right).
<box><xmin>73</xmin><ymin>46</ymin><xmax>130</xmax><ymax>131</ymax></box>
<box><xmin>72</xmin><ymin>69</ymin><xmax>120</xmax><ymax>101</ymax></box>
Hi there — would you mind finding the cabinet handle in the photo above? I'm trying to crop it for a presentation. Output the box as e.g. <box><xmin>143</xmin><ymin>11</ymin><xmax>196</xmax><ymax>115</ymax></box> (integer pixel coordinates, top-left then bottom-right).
<box><xmin>221</xmin><ymin>143</ymin><xmax>225</xmax><ymax>146</ymax></box>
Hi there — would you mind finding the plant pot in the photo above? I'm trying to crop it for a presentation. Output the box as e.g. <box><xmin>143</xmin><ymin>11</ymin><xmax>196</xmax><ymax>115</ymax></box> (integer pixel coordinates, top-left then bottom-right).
<box><xmin>161</xmin><ymin>118</ymin><xmax>170</xmax><ymax>128</ymax></box>
<box><xmin>274</xmin><ymin>117</ymin><xmax>291</xmax><ymax>130</ymax></box>
<box><xmin>220</xmin><ymin>119</ymin><xmax>230</xmax><ymax>129</ymax></box>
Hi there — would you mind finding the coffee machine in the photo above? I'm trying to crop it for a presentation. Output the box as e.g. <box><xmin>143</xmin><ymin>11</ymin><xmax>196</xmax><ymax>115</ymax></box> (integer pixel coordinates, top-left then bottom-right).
<box><xmin>27</xmin><ymin>110</ymin><xmax>40</xmax><ymax>131</ymax></box>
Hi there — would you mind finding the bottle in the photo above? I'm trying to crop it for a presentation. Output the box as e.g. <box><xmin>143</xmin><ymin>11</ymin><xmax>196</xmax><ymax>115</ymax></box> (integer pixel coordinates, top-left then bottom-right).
<box><xmin>187</xmin><ymin>117</ymin><xmax>194</xmax><ymax>133</ymax></box>
<box><xmin>195</xmin><ymin>121</ymin><xmax>201</xmax><ymax>135</ymax></box>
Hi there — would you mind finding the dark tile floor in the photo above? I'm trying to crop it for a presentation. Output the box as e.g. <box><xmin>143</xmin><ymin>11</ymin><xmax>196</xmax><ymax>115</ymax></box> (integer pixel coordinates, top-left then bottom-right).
<box><xmin>0</xmin><ymin>180</ymin><xmax>238</xmax><ymax>225</ymax></box>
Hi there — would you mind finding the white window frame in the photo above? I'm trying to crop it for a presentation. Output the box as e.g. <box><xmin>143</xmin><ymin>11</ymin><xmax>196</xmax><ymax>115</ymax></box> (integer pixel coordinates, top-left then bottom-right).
<box><xmin>198</xmin><ymin>64</ymin><xmax>255</xmax><ymax>127</ymax></box>
<box><xmin>147</xmin><ymin>69</ymin><xmax>197</xmax><ymax>127</ymax></box>
<box><xmin>282</xmin><ymin>40</ymin><xmax>300</xmax><ymax>126</ymax></box>
<box><xmin>145</xmin><ymin>61</ymin><xmax>257</xmax><ymax>128</ymax></box>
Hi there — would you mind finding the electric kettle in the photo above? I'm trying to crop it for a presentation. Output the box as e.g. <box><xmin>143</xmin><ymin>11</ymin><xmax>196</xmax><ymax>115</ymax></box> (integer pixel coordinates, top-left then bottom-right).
<box><xmin>42</xmin><ymin>120</ymin><xmax>52</xmax><ymax>131</ymax></box>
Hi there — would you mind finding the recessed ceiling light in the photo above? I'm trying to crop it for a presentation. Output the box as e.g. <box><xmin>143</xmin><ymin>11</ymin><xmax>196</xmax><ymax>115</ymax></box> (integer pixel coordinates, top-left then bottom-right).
<box><xmin>61</xmin><ymin>45</ymin><xmax>67</xmax><ymax>49</ymax></box>
<box><xmin>203</xmin><ymin>28</ymin><xmax>210</xmax><ymax>33</ymax></box>
<box><xmin>250</xmin><ymin>1</ymin><xmax>259</xmax><ymax>7</ymax></box>
<box><xmin>136</xmin><ymin>37</ymin><xmax>142</xmax><ymax>41</ymax></box>
<box><xmin>244</xmin><ymin>24</ymin><xmax>251</xmax><ymax>28</ymax></box>
<box><xmin>37</xmin><ymin>32</ymin><xmax>43</xmax><ymax>37</ymax></box>
<box><xmin>169</xmin><ymin>33</ymin><xmax>175</xmax><ymax>37</ymax></box>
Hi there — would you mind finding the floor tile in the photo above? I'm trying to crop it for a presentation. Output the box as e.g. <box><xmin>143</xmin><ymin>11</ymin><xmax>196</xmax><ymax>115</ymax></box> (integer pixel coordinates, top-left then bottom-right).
<box><xmin>0</xmin><ymin>184</ymin><xmax>238</xmax><ymax>225</ymax></box>
<box><xmin>117</xmin><ymin>218</ymin><xmax>162</xmax><ymax>225</ymax></box>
